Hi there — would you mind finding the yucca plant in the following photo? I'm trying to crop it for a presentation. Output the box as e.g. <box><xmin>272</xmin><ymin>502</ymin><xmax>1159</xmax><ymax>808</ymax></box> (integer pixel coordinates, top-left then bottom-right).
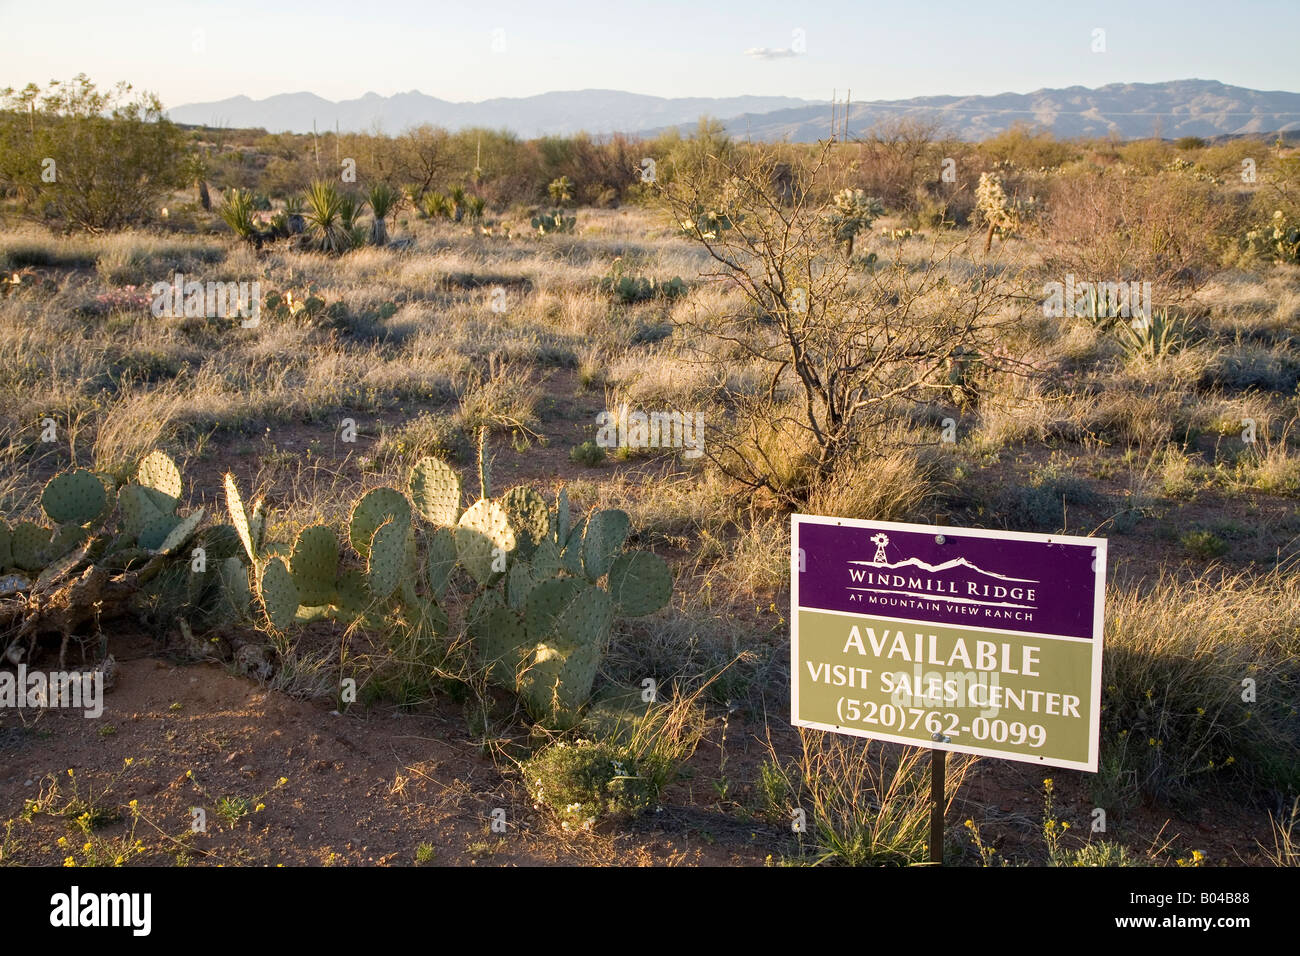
<box><xmin>467</xmin><ymin>194</ymin><xmax>486</xmax><ymax>221</ymax></box>
<box><xmin>448</xmin><ymin>185</ymin><xmax>467</xmax><ymax>222</ymax></box>
<box><xmin>422</xmin><ymin>192</ymin><xmax>450</xmax><ymax>219</ymax></box>
<box><xmin>219</xmin><ymin>188</ymin><xmax>263</xmax><ymax>247</ymax></box>
<box><xmin>1116</xmin><ymin>307</ymin><xmax>1185</xmax><ymax>361</ymax></box>
<box><xmin>303</xmin><ymin>181</ymin><xmax>354</xmax><ymax>255</ymax></box>
<box><xmin>283</xmin><ymin>196</ymin><xmax>305</xmax><ymax>235</ymax></box>
<box><xmin>366</xmin><ymin>182</ymin><xmax>400</xmax><ymax>246</ymax></box>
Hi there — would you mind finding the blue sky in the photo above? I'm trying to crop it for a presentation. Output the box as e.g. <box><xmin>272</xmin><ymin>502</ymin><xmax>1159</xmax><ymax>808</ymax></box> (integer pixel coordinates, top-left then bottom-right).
<box><xmin>3</xmin><ymin>0</ymin><xmax>1297</xmax><ymax>107</ymax></box>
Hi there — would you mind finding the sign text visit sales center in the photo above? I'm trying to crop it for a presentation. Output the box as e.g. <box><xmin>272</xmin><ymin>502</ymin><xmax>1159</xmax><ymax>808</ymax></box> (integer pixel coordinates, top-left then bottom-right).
<box><xmin>791</xmin><ymin>516</ymin><xmax>1107</xmax><ymax>771</ymax></box>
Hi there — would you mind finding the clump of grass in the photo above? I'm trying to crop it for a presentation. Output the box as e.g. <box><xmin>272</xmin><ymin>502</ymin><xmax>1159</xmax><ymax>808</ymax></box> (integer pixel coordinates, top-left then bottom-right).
<box><xmin>1099</xmin><ymin>569</ymin><xmax>1300</xmax><ymax>807</ymax></box>
<box><xmin>1262</xmin><ymin>797</ymin><xmax>1299</xmax><ymax>867</ymax></box>
<box><xmin>762</xmin><ymin>730</ymin><xmax>973</xmax><ymax>866</ymax></box>
<box><xmin>1180</xmin><ymin>529</ymin><xmax>1229</xmax><ymax>559</ymax></box>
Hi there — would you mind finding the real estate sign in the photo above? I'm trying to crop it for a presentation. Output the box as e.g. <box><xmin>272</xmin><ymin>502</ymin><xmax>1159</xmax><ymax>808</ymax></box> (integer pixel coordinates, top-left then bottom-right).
<box><xmin>791</xmin><ymin>516</ymin><xmax>1107</xmax><ymax>771</ymax></box>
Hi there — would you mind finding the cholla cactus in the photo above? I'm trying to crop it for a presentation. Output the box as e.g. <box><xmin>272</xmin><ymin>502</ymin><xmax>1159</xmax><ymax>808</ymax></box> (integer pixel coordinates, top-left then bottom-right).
<box><xmin>826</xmin><ymin>188</ymin><xmax>884</xmax><ymax>258</ymax></box>
<box><xmin>976</xmin><ymin>172</ymin><xmax>1018</xmax><ymax>253</ymax></box>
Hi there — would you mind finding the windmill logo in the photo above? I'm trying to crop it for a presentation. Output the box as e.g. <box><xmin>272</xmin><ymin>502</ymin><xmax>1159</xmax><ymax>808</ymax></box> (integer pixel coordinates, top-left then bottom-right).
<box><xmin>870</xmin><ymin>533</ymin><xmax>890</xmax><ymax>565</ymax></box>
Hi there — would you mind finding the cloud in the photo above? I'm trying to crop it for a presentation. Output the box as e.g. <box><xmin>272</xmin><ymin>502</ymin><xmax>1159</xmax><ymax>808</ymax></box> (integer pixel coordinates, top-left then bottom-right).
<box><xmin>745</xmin><ymin>47</ymin><xmax>800</xmax><ymax>60</ymax></box>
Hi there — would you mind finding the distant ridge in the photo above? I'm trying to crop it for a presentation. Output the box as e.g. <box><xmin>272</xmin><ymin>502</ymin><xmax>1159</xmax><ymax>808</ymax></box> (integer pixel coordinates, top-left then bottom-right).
<box><xmin>168</xmin><ymin>80</ymin><xmax>1300</xmax><ymax>141</ymax></box>
<box><xmin>165</xmin><ymin>89</ymin><xmax>816</xmax><ymax>138</ymax></box>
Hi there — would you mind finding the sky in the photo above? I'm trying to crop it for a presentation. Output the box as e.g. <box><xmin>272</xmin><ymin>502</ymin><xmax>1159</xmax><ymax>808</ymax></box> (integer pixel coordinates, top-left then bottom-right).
<box><xmin>2</xmin><ymin>0</ymin><xmax>1298</xmax><ymax>108</ymax></box>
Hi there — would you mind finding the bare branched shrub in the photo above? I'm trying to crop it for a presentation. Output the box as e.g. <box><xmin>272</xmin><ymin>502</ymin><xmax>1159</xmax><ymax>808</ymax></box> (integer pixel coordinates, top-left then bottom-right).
<box><xmin>660</xmin><ymin>142</ymin><xmax>1028</xmax><ymax>501</ymax></box>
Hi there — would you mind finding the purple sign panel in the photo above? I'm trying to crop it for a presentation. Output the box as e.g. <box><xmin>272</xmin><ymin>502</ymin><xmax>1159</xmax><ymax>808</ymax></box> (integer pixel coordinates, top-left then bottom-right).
<box><xmin>796</xmin><ymin>519</ymin><xmax>1101</xmax><ymax>640</ymax></box>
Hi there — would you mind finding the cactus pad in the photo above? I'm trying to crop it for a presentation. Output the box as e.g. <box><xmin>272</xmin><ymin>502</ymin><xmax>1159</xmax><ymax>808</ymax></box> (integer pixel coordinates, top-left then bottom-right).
<box><xmin>258</xmin><ymin>557</ymin><xmax>299</xmax><ymax>630</ymax></box>
<box><xmin>136</xmin><ymin>450</ymin><xmax>182</xmax><ymax>513</ymax></box>
<box><xmin>532</xmin><ymin>539</ymin><xmax>562</xmax><ymax>577</ymax></box>
<box><xmin>501</xmin><ymin>486</ymin><xmax>550</xmax><ymax>557</ymax></box>
<box><xmin>216</xmin><ymin>556</ymin><xmax>251</xmax><ymax>620</ymax></box>
<box><xmin>606</xmin><ymin>551</ymin><xmax>672</xmax><ymax>617</ymax></box>
<box><xmin>349</xmin><ymin>487</ymin><xmax>411</xmax><ymax>557</ymax></box>
<box><xmin>0</xmin><ymin>523</ymin><xmax>12</xmax><ymax>570</ymax></box>
<box><xmin>581</xmin><ymin>509</ymin><xmax>630</xmax><ymax>581</ymax></box>
<box><xmin>156</xmin><ymin>508</ymin><xmax>205</xmax><ymax>556</ymax></box>
<box><xmin>367</xmin><ymin>517</ymin><xmax>406</xmax><ymax>599</ymax></box>
<box><xmin>11</xmin><ymin>522</ymin><xmax>49</xmax><ymax>571</ymax></box>
<box><xmin>137</xmin><ymin>513</ymin><xmax>182</xmax><ymax>551</ymax></box>
<box><xmin>507</xmin><ymin>559</ymin><xmax>539</xmax><ymax>610</ymax></box>
<box><xmin>120</xmin><ymin>483</ymin><xmax>170</xmax><ymax>539</ymax></box>
<box><xmin>524</xmin><ymin>577</ymin><xmax>583</xmax><ymax>643</ymax></box>
<box><xmin>223</xmin><ymin>473</ymin><xmax>257</xmax><ymax>563</ymax></box>
<box><xmin>555</xmin><ymin>487</ymin><xmax>570</xmax><ymax>544</ymax></box>
<box><xmin>455</xmin><ymin>498</ymin><xmax>516</xmax><ymax>585</ymax></box>
<box><xmin>519</xmin><ymin>641</ymin><xmax>601</xmax><ymax>728</ymax></box>
<box><xmin>554</xmin><ymin>581</ymin><xmax>614</xmax><ymax>650</ymax></box>
<box><xmin>409</xmin><ymin>457</ymin><xmax>462</xmax><ymax>526</ymax></box>
<box><xmin>424</xmin><ymin>526</ymin><xmax>457</xmax><ymax>599</ymax></box>
<box><xmin>472</xmin><ymin>605</ymin><xmax>529</xmax><ymax>687</ymax></box>
<box><xmin>41</xmin><ymin>469</ymin><xmax>107</xmax><ymax>525</ymax></box>
<box><xmin>290</xmin><ymin>525</ymin><xmax>338</xmax><ymax>606</ymax></box>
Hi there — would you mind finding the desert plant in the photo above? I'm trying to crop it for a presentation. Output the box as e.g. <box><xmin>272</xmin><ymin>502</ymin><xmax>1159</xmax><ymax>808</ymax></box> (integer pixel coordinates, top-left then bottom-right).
<box><xmin>826</xmin><ymin>188</ymin><xmax>884</xmax><ymax>258</ymax></box>
<box><xmin>0</xmin><ymin>452</ymin><xmax>242</xmax><ymax>667</ymax></box>
<box><xmin>1115</xmin><ymin>307</ymin><xmax>1186</xmax><ymax>361</ymax></box>
<box><xmin>302</xmin><ymin>181</ymin><xmax>354</xmax><ymax>254</ymax></box>
<box><xmin>531</xmin><ymin>209</ymin><xmax>576</xmax><ymax>235</ymax></box>
<box><xmin>365</xmin><ymin>182</ymin><xmax>400</xmax><ymax>246</ymax></box>
<box><xmin>448</xmin><ymin>185</ymin><xmax>466</xmax><ymax>222</ymax></box>
<box><xmin>661</xmin><ymin>141</ymin><xmax>1022</xmax><ymax>498</ymax></box>
<box><xmin>219</xmin><ymin>188</ymin><xmax>264</xmax><ymax>247</ymax></box>
<box><xmin>548</xmin><ymin>175</ymin><xmax>574</xmax><ymax>205</ymax></box>
<box><xmin>975</xmin><ymin>171</ymin><xmax>1018</xmax><ymax>253</ymax></box>
<box><xmin>0</xmin><ymin>76</ymin><xmax>187</xmax><ymax>231</ymax></box>
<box><xmin>422</xmin><ymin>192</ymin><xmax>450</xmax><ymax>219</ymax></box>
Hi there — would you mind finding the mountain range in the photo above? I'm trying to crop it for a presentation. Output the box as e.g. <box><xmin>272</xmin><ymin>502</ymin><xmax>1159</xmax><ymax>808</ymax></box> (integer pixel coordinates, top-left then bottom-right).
<box><xmin>168</xmin><ymin>80</ymin><xmax>1300</xmax><ymax>141</ymax></box>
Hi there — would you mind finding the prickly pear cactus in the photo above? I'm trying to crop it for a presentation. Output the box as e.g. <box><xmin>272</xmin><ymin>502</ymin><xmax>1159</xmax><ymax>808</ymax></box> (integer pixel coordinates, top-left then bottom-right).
<box><xmin>290</xmin><ymin>525</ymin><xmax>338</xmax><ymax>606</ymax></box>
<box><xmin>136</xmin><ymin>450</ymin><xmax>182</xmax><ymax>514</ymax></box>
<box><xmin>409</xmin><ymin>457</ymin><xmax>461</xmax><ymax>526</ymax></box>
<box><xmin>606</xmin><ymin>550</ymin><xmax>672</xmax><ymax>616</ymax></box>
<box><xmin>257</xmin><ymin>557</ymin><xmax>299</xmax><ymax>630</ymax></box>
<box><xmin>224</xmin><ymin>473</ymin><xmax>257</xmax><ymax>564</ymax></box>
<box><xmin>367</xmin><ymin>517</ymin><xmax>406</xmax><ymax>599</ymax></box>
<box><xmin>581</xmin><ymin>509</ymin><xmax>630</xmax><ymax>581</ymax></box>
<box><xmin>501</xmin><ymin>486</ymin><xmax>549</xmax><ymax>558</ymax></box>
<box><xmin>455</xmin><ymin>498</ymin><xmax>515</xmax><ymax>585</ymax></box>
<box><xmin>40</xmin><ymin>469</ymin><xmax>107</xmax><ymax>525</ymax></box>
<box><xmin>350</xmin><ymin>487</ymin><xmax>411</xmax><ymax>558</ymax></box>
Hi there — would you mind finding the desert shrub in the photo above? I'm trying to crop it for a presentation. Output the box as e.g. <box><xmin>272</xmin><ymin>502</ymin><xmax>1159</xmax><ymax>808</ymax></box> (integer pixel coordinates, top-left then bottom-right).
<box><xmin>0</xmin><ymin>75</ymin><xmax>187</xmax><ymax>230</ymax></box>
<box><xmin>977</xmin><ymin>123</ymin><xmax>1077</xmax><ymax>171</ymax></box>
<box><xmin>1040</xmin><ymin>164</ymin><xmax>1241</xmax><ymax>298</ymax></box>
<box><xmin>570</xmin><ymin>440</ymin><xmax>606</xmax><ymax>467</ymax></box>
<box><xmin>663</xmin><ymin>141</ymin><xmax>1022</xmax><ymax>501</ymax></box>
<box><xmin>523</xmin><ymin>738</ymin><xmax>666</xmax><ymax>829</ymax></box>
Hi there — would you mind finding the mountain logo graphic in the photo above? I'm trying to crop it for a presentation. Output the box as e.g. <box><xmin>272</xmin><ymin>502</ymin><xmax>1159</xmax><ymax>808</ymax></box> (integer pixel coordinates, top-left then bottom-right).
<box><xmin>844</xmin><ymin>533</ymin><xmax>1040</xmax><ymax>610</ymax></box>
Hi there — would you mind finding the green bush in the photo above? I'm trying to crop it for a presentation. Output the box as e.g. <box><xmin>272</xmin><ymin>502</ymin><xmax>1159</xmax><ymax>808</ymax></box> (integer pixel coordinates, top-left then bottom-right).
<box><xmin>522</xmin><ymin>738</ymin><xmax>665</xmax><ymax>829</ymax></box>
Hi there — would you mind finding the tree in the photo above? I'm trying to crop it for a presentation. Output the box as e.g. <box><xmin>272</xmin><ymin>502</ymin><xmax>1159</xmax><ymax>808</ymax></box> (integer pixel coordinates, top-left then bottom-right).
<box><xmin>0</xmin><ymin>75</ymin><xmax>187</xmax><ymax>231</ymax></box>
<box><xmin>661</xmin><ymin>142</ymin><xmax>1024</xmax><ymax>499</ymax></box>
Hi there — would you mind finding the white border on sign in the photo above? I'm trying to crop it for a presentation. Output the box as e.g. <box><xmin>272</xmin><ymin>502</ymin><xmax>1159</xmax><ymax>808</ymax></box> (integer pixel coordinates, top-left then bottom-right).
<box><xmin>790</xmin><ymin>514</ymin><xmax>1107</xmax><ymax>773</ymax></box>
